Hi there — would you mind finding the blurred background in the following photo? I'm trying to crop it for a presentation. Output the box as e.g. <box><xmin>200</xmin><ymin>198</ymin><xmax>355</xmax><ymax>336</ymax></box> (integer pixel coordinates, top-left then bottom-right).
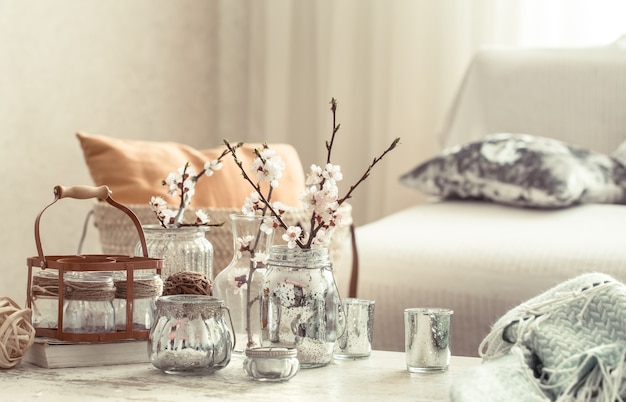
<box><xmin>2</xmin><ymin>0</ymin><xmax>625</xmax><ymax>304</ymax></box>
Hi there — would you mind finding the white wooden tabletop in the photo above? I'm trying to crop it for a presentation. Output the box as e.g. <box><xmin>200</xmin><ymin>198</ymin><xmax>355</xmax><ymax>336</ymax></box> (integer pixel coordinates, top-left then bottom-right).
<box><xmin>3</xmin><ymin>350</ymin><xmax>481</xmax><ymax>401</ymax></box>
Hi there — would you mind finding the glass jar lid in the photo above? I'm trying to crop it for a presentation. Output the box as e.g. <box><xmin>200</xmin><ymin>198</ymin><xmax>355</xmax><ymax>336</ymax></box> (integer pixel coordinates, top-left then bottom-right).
<box><xmin>245</xmin><ymin>347</ymin><xmax>297</xmax><ymax>359</ymax></box>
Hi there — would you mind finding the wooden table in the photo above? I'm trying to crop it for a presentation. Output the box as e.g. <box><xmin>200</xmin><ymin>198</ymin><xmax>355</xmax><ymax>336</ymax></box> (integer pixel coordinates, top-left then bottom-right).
<box><xmin>3</xmin><ymin>351</ymin><xmax>481</xmax><ymax>401</ymax></box>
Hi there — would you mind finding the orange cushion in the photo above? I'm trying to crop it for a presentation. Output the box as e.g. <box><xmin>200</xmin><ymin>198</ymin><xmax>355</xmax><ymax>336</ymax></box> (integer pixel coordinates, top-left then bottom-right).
<box><xmin>76</xmin><ymin>132</ymin><xmax>305</xmax><ymax>208</ymax></box>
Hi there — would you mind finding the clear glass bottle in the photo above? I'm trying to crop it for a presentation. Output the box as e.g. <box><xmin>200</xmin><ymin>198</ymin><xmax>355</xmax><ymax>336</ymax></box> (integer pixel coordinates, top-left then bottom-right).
<box><xmin>148</xmin><ymin>295</ymin><xmax>234</xmax><ymax>374</ymax></box>
<box><xmin>243</xmin><ymin>347</ymin><xmax>300</xmax><ymax>381</ymax></box>
<box><xmin>113</xmin><ymin>273</ymin><xmax>163</xmax><ymax>331</ymax></box>
<box><xmin>260</xmin><ymin>245</ymin><xmax>343</xmax><ymax>368</ymax></box>
<box><xmin>62</xmin><ymin>272</ymin><xmax>116</xmax><ymax>333</ymax></box>
<box><xmin>213</xmin><ymin>214</ymin><xmax>274</xmax><ymax>353</ymax></box>
<box><xmin>135</xmin><ymin>225</ymin><xmax>214</xmax><ymax>281</ymax></box>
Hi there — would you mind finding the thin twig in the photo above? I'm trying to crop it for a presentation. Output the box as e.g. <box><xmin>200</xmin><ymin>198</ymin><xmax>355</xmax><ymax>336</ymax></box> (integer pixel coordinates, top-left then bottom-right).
<box><xmin>326</xmin><ymin>98</ymin><xmax>341</xmax><ymax>164</ymax></box>
<box><xmin>337</xmin><ymin>137</ymin><xmax>400</xmax><ymax>206</ymax></box>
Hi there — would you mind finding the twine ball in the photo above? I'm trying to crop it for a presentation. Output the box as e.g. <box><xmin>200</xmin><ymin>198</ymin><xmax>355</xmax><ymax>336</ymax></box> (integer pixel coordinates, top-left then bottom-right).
<box><xmin>0</xmin><ymin>297</ymin><xmax>35</xmax><ymax>369</ymax></box>
<box><xmin>163</xmin><ymin>271</ymin><xmax>212</xmax><ymax>296</ymax></box>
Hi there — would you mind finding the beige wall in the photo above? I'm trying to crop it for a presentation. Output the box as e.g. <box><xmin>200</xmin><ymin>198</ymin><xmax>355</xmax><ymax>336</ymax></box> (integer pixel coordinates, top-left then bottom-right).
<box><xmin>1</xmin><ymin>1</ymin><xmax>216</xmax><ymax>305</ymax></box>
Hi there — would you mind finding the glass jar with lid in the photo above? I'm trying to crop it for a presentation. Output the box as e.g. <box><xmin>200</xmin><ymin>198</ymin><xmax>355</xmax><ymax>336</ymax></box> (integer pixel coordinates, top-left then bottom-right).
<box><xmin>243</xmin><ymin>347</ymin><xmax>300</xmax><ymax>381</ymax></box>
<box><xmin>260</xmin><ymin>245</ymin><xmax>343</xmax><ymax>368</ymax></box>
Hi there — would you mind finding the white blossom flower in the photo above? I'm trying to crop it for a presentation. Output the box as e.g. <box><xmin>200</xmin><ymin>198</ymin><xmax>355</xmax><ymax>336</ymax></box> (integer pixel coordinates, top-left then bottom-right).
<box><xmin>305</xmin><ymin>164</ymin><xmax>324</xmax><ymax>186</ymax></box>
<box><xmin>182</xmin><ymin>178</ymin><xmax>196</xmax><ymax>198</ymax></box>
<box><xmin>242</xmin><ymin>192</ymin><xmax>262</xmax><ymax>216</ymax></box>
<box><xmin>163</xmin><ymin>172</ymin><xmax>180</xmax><ymax>196</ymax></box>
<box><xmin>311</xmin><ymin>228</ymin><xmax>332</xmax><ymax>248</ymax></box>
<box><xmin>323</xmin><ymin>163</ymin><xmax>343</xmax><ymax>183</ymax></box>
<box><xmin>204</xmin><ymin>159</ymin><xmax>223</xmax><ymax>176</ymax></box>
<box><xmin>260</xmin><ymin>216</ymin><xmax>277</xmax><ymax>234</ymax></box>
<box><xmin>282</xmin><ymin>226</ymin><xmax>302</xmax><ymax>249</ymax></box>
<box><xmin>271</xmin><ymin>201</ymin><xmax>291</xmax><ymax>217</ymax></box>
<box><xmin>159</xmin><ymin>209</ymin><xmax>179</xmax><ymax>227</ymax></box>
<box><xmin>236</xmin><ymin>235</ymin><xmax>254</xmax><ymax>258</ymax></box>
<box><xmin>150</xmin><ymin>196</ymin><xmax>168</xmax><ymax>212</ymax></box>
<box><xmin>251</xmin><ymin>252</ymin><xmax>269</xmax><ymax>268</ymax></box>
<box><xmin>195</xmin><ymin>209</ymin><xmax>209</xmax><ymax>224</ymax></box>
<box><xmin>227</xmin><ymin>268</ymin><xmax>249</xmax><ymax>294</ymax></box>
<box><xmin>329</xmin><ymin>211</ymin><xmax>343</xmax><ymax>227</ymax></box>
<box><xmin>300</xmin><ymin>185</ymin><xmax>320</xmax><ymax>210</ymax></box>
<box><xmin>251</xmin><ymin>149</ymin><xmax>285</xmax><ymax>188</ymax></box>
<box><xmin>180</xmin><ymin>165</ymin><xmax>196</xmax><ymax>178</ymax></box>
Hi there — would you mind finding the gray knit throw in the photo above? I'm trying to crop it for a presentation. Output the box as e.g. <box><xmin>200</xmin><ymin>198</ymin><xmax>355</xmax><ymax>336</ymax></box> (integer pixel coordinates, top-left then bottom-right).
<box><xmin>451</xmin><ymin>273</ymin><xmax>626</xmax><ymax>402</ymax></box>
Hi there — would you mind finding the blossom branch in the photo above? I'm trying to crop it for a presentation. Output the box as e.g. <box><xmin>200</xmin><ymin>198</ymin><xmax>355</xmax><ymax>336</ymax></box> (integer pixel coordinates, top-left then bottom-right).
<box><xmin>152</xmin><ymin>143</ymin><xmax>239</xmax><ymax>228</ymax></box>
<box><xmin>337</xmin><ymin>137</ymin><xmax>400</xmax><ymax>206</ymax></box>
<box><xmin>326</xmin><ymin>97</ymin><xmax>341</xmax><ymax>164</ymax></box>
<box><xmin>172</xmin><ymin>162</ymin><xmax>192</xmax><ymax>226</ymax></box>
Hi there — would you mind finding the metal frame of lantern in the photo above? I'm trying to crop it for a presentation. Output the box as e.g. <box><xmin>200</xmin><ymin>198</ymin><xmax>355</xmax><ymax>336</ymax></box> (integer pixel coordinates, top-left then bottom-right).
<box><xmin>26</xmin><ymin>185</ymin><xmax>163</xmax><ymax>343</ymax></box>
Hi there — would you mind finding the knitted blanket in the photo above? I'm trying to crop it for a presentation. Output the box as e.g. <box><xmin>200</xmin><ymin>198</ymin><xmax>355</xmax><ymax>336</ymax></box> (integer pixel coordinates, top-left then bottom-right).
<box><xmin>451</xmin><ymin>273</ymin><xmax>626</xmax><ymax>402</ymax></box>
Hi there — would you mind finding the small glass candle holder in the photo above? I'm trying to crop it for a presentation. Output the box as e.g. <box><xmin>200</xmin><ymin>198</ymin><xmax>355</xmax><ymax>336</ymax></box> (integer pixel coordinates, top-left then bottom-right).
<box><xmin>243</xmin><ymin>347</ymin><xmax>300</xmax><ymax>382</ymax></box>
<box><xmin>334</xmin><ymin>298</ymin><xmax>375</xmax><ymax>359</ymax></box>
<box><xmin>404</xmin><ymin>307</ymin><xmax>453</xmax><ymax>373</ymax></box>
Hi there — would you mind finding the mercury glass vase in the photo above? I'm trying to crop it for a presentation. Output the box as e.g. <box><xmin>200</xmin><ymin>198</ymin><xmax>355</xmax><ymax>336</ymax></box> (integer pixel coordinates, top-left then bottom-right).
<box><xmin>135</xmin><ymin>225</ymin><xmax>214</xmax><ymax>281</ymax></box>
<box><xmin>212</xmin><ymin>214</ymin><xmax>273</xmax><ymax>353</ymax></box>
<box><xmin>260</xmin><ymin>245</ymin><xmax>343</xmax><ymax>368</ymax></box>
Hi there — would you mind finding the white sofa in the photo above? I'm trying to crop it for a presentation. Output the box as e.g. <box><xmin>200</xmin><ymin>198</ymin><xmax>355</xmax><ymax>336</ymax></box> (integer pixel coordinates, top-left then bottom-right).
<box><xmin>355</xmin><ymin>37</ymin><xmax>626</xmax><ymax>357</ymax></box>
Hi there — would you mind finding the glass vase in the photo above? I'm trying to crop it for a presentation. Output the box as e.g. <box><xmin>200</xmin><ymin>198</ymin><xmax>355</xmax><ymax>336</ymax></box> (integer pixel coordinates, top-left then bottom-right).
<box><xmin>260</xmin><ymin>245</ymin><xmax>343</xmax><ymax>368</ymax></box>
<box><xmin>212</xmin><ymin>214</ymin><xmax>273</xmax><ymax>353</ymax></box>
<box><xmin>135</xmin><ymin>225</ymin><xmax>214</xmax><ymax>281</ymax></box>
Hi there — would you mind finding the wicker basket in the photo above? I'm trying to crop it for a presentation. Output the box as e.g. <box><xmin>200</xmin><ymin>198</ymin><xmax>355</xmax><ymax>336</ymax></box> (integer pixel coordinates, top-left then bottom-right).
<box><xmin>91</xmin><ymin>202</ymin><xmax>354</xmax><ymax>296</ymax></box>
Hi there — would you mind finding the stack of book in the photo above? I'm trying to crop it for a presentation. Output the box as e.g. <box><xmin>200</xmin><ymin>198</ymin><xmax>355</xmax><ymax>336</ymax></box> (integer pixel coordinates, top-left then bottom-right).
<box><xmin>24</xmin><ymin>337</ymin><xmax>149</xmax><ymax>369</ymax></box>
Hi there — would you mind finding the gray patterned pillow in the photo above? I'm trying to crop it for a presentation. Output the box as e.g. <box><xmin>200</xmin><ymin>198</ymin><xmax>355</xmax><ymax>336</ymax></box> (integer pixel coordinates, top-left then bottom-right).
<box><xmin>400</xmin><ymin>133</ymin><xmax>626</xmax><ymax>208</ymax></box>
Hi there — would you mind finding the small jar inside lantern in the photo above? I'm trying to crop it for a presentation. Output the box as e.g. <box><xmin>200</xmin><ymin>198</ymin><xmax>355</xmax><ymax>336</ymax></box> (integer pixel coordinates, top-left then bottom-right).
<box><xmin>31</xmin><ymin>269</ymin><xmax>60</xmax><ymax>329</ymax></box>
<box><xmin>113</xmin><ymin>273</ymin><xmax>163</xmax><ymax>331</ymax></box>
<box><xmin>62</xmin><ymin>272</ymin><xmax>116</xmax><ymax>334</ymax></box>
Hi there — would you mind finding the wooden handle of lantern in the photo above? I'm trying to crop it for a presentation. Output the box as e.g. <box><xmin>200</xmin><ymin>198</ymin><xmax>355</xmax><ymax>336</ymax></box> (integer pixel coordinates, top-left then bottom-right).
<box><xmin>33</xmin><ymin>185</ymin><xmax>151</xmax><ymax>268</ymax></box>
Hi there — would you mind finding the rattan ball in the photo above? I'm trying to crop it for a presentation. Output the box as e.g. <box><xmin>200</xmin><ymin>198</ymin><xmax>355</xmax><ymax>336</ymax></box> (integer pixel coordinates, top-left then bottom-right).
<box><xmin>162</xmin><ymin>271</ymin><xmax>213</xmax><ymax>296</ymax></box>
<box><xmin>0</xmin><ymin>297</ymin><xmax>35</xmax><ymax>369</ymax></box>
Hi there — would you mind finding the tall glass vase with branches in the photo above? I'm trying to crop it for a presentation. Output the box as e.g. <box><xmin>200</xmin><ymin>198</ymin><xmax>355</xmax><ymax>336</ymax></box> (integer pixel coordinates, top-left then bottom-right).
<box><xmin>221</xmin><ymin>98</ymin><xmax>400</xmax><ymax>363</ymax></box>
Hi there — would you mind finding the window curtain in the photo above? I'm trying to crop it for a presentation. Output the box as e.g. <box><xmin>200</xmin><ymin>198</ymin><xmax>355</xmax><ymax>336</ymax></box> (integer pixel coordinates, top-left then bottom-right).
<box><xmin>201</xmin><ymin>0</ymin><xmax>626</xmax><ymax>225</ymax></box>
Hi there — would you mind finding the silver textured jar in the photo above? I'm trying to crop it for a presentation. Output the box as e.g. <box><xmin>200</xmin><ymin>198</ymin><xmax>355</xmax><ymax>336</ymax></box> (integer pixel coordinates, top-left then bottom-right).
<box><xmin>148</xmin><ymin>295</ymin><xmax>234</xmax><ymax>374</ymax></box>
<box><xmin>243</xmin><ymin>347</ymin><xmax>299</xmax><ymax>381</ymax></box>
<box><xmin>260</xmin><ymin>245</ymin><xmax>342</xmax><ymax>368</ymax></box>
